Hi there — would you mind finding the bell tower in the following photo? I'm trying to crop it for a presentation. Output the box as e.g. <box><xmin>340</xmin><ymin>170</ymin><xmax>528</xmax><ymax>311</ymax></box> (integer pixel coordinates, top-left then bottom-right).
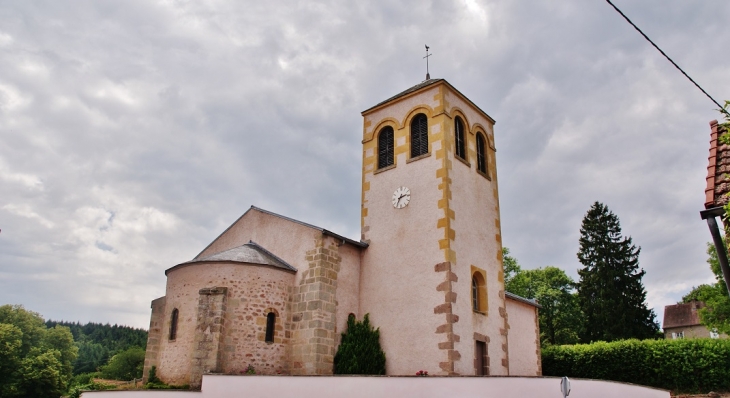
<box><xmin>358</xmin><ymin>79</ymin><xmax>507</xmax><ymax>376</ymax></box>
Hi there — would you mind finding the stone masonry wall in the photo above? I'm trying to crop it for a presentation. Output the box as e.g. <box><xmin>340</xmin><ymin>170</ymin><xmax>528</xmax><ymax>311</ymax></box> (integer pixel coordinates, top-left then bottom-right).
<box><xmin>220</xmin><ymin>268</ymin><xmax>292</xmax><ymax>376</ymax></box>
<box><xmin>289</xmin><ymin>236</ymin><xmax>341</xmax><ymax>375</ymax></box>
<box><xmin>142</xmin><ymin>296</ymin><xmax>166</xmax><ymax>383</ymax></box>
<box><xmin>190</xmin><ymin>287</ymin><xmax>228</xmax><ymax>389</ymax></box>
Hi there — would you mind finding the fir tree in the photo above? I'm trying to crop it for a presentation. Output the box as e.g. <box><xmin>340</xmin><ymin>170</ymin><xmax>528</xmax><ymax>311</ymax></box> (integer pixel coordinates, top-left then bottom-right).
<box><xmin>576</xmin><ymin>202</ymin><xmax>658</xmax><ymax>342</ymax></box>
<box><xmin>333</xmin><ymin>314</ymin><xmax>386</xmax><ymax>375</ymax></box>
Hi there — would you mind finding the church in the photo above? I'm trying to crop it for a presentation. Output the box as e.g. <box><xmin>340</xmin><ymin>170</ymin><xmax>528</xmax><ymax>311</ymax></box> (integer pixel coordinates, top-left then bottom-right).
<box><xmin>142</xmin><ymin>78</ymin><xmax>542</xmax><ymax>388</ymax></box>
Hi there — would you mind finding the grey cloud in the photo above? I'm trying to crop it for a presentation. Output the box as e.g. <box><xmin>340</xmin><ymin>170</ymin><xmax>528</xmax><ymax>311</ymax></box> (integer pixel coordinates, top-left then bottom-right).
<box><xmin>1</xmin><ymin>0</ymin><xmax>729</xmax><ymax>327</ymax></box>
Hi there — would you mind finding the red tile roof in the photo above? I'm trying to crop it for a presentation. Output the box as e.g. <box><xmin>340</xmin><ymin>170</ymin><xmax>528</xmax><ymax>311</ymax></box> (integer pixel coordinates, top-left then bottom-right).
<box><xmin>706</xmin><ymin>120</ymin><xmax>730</xmax><ymax>209</ymax></box>
<box><xmin>663</xmin><ymin>302</ymin><xmax>704</xmax><ymax>329</ymax></box>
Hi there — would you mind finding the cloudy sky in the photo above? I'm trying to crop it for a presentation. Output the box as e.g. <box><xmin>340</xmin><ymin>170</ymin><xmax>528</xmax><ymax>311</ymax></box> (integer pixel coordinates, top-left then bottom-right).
<box><xmin>1</xmin><ymin>0</ymin><xmax>729</xmax><ymax>329</ymax></box>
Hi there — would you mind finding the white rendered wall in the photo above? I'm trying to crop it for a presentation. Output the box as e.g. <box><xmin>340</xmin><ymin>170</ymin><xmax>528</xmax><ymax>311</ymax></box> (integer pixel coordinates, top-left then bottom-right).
<box><xmin>82</xmin><ymin>375</ymin><xmax>670</xmax><ymax>398</ymax></box>
<box><xmin>442</xmin><ymin>94</ymin><xmax>504</xmax><ymax>376</ymax></box>
<box><xmin>505</xmin><ymin>298</ymin><xmax>540</xmax><ymax>376</ymax></box>
<box><xmin>360</xmin><ymin>88</ymin><xmax>449</xmax><ymax>375</ymax></box>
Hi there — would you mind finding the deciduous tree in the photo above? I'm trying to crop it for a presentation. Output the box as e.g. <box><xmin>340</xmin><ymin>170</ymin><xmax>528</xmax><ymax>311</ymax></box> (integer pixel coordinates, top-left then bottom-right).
<box><xmin>682</xmin><ymin>243</ymin><xmax>730</xmax><ymax>334</ymax></box>
<box><xmin>508</xmin><ymin>266</ymin><xmax>583</xmax><ymax>345</ymax></box>
<box><xmin>0</xmin><ymin>305</ymin><xmax>78</xmax><ymax>398</ymax></box>
<box><xmin>99</xmin><ymin>346</ymin><xmax>146</xmax><ymax>380</ymax></box>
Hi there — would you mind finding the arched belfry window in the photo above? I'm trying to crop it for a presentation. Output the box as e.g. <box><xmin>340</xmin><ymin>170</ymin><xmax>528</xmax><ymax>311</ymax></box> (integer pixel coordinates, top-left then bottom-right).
<box><xmin>265</xmin><ymin>312</ymin><xmax>276</xmax><ymax>343</ymax></box>
<box><xmin>169</xmin><ymin>308</ymin><xmax>179</xmax><ymax>340</ymax></box>
<box><xmin>378</xmin><ymin>126</ymin><xmax>394</xmax><ymax>169</ymax></box>
<box><xmin>410</xmin><ymin>113</ymin><xmax>428</xmax><ymax>158</ymax></box>
<box><xmin>476</xmin><ymin>133</ymin><xmax>487</xmax><ymax>175</ymax></box>
<box><xmin>455</xmin><ymin>116</ymin><xmax>466</xmax><ymax>160</ymax></box>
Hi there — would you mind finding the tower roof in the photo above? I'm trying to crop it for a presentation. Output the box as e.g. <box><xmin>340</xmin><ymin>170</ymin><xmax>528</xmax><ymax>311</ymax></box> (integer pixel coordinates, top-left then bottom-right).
<box><xmin>361</xmin><ymin>78</ymin><xmax>495</xmax><ymax>124</ymax></box>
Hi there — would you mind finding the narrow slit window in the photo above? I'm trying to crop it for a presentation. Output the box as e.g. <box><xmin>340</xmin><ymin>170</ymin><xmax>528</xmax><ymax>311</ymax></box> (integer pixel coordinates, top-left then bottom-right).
<box><xmin>476</xmin><ymin>133</ymin><xmax>487</xmax><ymax>174</ymax></box>
<box><xmin>265</xmin><ymin>312</ymin><xmax>276</xmax><ymax>343</ymax></box>
<box><xmin>472</xmin><ymin>277</ymin><xmax>479</xmax><ymax>311</ymax></box>
<box><xmin>169</xmin><ymin>308</ymin><xmax>179</xmax><ymax>341</ymax></box>
<box><xmin>378</xmin><ymin>127</ymin><xmax>394</xmax><ymax>169</ymax></box>
<box><xmin>455</xmin><ymin>117</ymin><xmax>466</xmax><ymax>160</ymax></box>
<box><xmin>410</xmin><ymin>114</ymin><xmax>428</xmax><ymax>158</ymax></box>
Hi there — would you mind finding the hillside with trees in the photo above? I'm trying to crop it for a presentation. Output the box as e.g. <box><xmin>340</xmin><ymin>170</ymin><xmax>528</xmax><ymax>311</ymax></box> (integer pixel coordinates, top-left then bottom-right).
<box><xmin>45</xmin><ymin>320</ymin><xmax>147</xmax><ymax>374</ymax></box>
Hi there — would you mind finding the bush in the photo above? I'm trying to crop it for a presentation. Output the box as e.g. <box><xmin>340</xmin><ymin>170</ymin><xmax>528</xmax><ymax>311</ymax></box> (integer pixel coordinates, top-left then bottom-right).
<box><xmin>66</xmin><ymin>381</ymin><xmax>115</xmax><ymax>398</ymax></box>
<box><xmin>333</xmin><ymin>314</ymin><xmax>386</xmax><ymax>375</ymax></box>
<box><xmin>98</xmin><ymin>346</ymin><xmax>145</xmax><ymax>380</ymax></box>
<box><xmin>542</xmin><ymin>338</ymin><xmax>730</xmax><ymax>393</ymax></box>
<box><xmin>143</xmin><ymin>366</ymin><xmax>188</xmax><ymax>390</ymax></box>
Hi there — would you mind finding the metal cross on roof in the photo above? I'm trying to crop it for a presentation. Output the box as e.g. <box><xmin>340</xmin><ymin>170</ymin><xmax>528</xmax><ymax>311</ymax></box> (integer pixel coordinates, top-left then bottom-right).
<box><xmin>424</xmin><ymin>45</ymin><xmax>432</xmax><ymax>80</ymax></box>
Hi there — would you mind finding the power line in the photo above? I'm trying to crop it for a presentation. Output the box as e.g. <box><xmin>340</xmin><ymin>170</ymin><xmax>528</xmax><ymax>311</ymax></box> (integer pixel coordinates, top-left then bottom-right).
<box><xmin>604</xmin><ymin>0</ymin><xmax>729</xmax><ymax>117</ymax></box>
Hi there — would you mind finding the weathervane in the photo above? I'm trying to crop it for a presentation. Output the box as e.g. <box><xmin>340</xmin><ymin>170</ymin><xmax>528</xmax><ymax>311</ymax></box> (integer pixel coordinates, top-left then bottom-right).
<box><xmin>424</xmin><ymin>45</ymin><xmax>432</xmax><ymax>80</ymax></box>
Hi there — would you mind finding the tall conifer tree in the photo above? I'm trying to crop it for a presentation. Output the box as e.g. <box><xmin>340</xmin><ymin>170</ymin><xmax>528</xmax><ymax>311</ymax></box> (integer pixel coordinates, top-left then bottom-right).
<box><xmin>576</xmin><ymin>202</ymin><xmax>658</xmax><ymax>342</ymax></box>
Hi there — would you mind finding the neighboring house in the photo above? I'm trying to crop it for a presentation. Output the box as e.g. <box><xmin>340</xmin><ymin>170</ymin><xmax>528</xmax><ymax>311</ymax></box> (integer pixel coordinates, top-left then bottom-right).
<box><xmin>142</xmin><ymin>78</ymin><xmax>542</xmax><ymax>389</ymax></box>
<box><xmin>662</xmin><ymin>301</ymin><xmax>721</xmax><ymax>339</ymax></box>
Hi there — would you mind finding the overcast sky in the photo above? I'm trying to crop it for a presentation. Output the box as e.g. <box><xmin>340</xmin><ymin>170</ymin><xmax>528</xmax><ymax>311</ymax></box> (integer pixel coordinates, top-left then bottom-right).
<box><xmin>1</xmin><ymin>0</ymin><xmax>729</xmax><ymax>329</ymax></box>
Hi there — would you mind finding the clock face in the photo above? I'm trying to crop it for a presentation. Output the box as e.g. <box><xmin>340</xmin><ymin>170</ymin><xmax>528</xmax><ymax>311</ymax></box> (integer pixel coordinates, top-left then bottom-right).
<box><xmin>392</xmin><ymin>186</ymin><xmax>411</xmax><ymax>209</ymax></box>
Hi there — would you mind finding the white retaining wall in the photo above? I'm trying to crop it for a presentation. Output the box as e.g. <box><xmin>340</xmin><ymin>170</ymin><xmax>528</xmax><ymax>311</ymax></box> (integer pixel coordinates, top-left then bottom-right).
<box><xmin>82</xmin><ymin>375</ymin><xmax>670</xmax><ymax>398</ymax></box>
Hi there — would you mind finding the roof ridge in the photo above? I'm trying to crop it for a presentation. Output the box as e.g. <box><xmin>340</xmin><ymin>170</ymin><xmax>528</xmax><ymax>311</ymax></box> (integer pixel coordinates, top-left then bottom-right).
<box><xmin>245</xmin><ymin>240</ymin><xmax>297</xmax><ymax>272</ymax></box>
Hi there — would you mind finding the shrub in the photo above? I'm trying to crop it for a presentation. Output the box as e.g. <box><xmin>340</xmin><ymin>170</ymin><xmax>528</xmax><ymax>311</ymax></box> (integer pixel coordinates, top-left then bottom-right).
<box><xmin>66</xmin><ymin>381</ymin><xmax>115</xmax><ymax>398</ymax></box>
<box><xmin>143</xmin><ymin>365</ymin><xmax>188</xmax><ymax>390</ymax></box>
<box><xmin>333</xmin><ymin>314</ymin><xmax>386</xmax><ymax>375</ymax></box>
<box><xmin>542</xmin><ymin>338</ymin><xmax>730</xmax><ymax>393</ymax></box>
<box><xmin>98</xmin><ymin>346</ymin><xmax>145</xmax><ymax>380</ymax></box>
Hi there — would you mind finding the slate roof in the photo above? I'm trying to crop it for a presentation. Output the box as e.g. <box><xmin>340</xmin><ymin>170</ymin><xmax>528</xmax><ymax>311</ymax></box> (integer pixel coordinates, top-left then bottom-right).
<box><xmin>663</xmin><ymin>302</ymin><xmax>704</xmax><ymax>329</ymax></box>
<box><xmin>166</xmin><ymin>240</ymin><xmax>297</xmax><ymax>275</ymax></box>
<box><xmin>505</xmin><ymin>291</ymin><xmax>542</xmax><ymax>309</ymax></box>
<box><xmin>360</xmin><ymin>78</ymin><xmax>495</xmax><ymax>124</ymax></box>
<box><xmin>362</xmin><ymin>78</ymin><xmax>444</xmax><ymax>114</ymax></box>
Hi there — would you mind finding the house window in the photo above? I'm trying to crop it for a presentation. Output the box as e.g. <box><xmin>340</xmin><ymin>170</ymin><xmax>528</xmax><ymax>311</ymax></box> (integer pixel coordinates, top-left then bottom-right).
<box><xmin>265</xmin><ymin>312</ymin><xmax>276</xmax><ymax>343</ymax></box>
<box><xmin>475</xmin><ymin>341</ymin><xmax>489</xmax><ymax>376</ymax></box>
<box><xmin>671</xmin><ymin>331</ymin><xmax>684</xmax><ymax>339</ymax></box>
<box><xmin>378</xmin><ymin>126</ymin><xmax>394</xmax><ymax>169</ymax></box>
<box><xmin>410</xmin><ymin>113</ymin><xmax>428</xmax><ymax>158</ymax></box>
<box><xmin>169</xmin><ymin>308</ymin><xmax>179</xmax><ymax>341</ymax></box>
<box><xmin>455</xmin><ymin>116</ymin><xmax>466</xmax><ymax>160</ymax></box>
<box><xmin>476</xmin><ymin>133</ymin><xmax>487</xmax><ymax>175</ymax></box>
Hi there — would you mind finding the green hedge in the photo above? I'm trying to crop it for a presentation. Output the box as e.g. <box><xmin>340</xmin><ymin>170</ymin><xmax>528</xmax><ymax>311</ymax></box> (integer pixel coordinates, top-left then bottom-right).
<box><xmin>542</xmin><ymin>338</ymin><xmax>730</xmax><ymax>393</ymax></box>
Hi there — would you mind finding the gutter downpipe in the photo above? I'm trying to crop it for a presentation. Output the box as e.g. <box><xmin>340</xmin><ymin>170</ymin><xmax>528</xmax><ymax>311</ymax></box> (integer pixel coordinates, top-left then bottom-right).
<box><xmin>700</xmin><ymin>206</ymin><xmax>730</xmax><ymax>299</ymax></box>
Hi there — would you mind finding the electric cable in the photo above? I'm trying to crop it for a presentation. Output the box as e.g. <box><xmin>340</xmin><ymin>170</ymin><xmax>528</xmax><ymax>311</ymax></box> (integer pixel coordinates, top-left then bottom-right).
<box><xmin>604</xmin><ymin>0</ymin><xmax>729</xmax><ymax>117</ymax></box>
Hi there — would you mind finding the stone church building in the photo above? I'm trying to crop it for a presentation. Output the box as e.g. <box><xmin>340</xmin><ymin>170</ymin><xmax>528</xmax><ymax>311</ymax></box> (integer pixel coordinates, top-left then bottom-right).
<box><xmin>142</xmin><ymin>78</ymin><xmax>542</xmax><ymax>388</ymax></box>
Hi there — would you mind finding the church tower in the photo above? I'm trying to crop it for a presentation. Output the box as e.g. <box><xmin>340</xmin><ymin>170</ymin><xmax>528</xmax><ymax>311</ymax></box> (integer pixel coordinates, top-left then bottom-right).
<box><xmin>359</xmin><ymin>79</ymin><xmax>507</xmax><ymax>376</ymax></box>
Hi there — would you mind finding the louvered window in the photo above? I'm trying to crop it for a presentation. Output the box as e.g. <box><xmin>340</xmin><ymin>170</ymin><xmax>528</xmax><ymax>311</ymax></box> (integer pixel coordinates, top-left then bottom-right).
<box><xmin>455</xmin><ymin>117</ymin><xmax>466</xmax><ymax>160</ymax></box>
<box><xmin>378</xmin><ymin>127</ymin><xmax>394</xmax><ymax>169</ymax></box>
<box><xmin>410</xmin><ymin>114</ymin><xmax>428</xmax><ymax>158</ymax></box>
<box><xmin>476</xmin><ymin>133</ymin><xmax>487</xmax><ymax>174</ymax></box>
